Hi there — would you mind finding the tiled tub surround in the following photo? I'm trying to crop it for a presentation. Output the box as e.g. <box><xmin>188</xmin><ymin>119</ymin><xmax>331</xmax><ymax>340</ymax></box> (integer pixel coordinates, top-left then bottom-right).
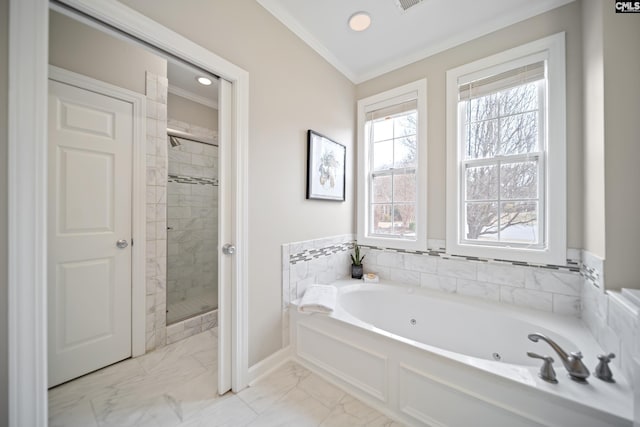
<box><xmin>358</xmin><ymin>243</ymin><xmax>583</xmax><ymax>317</ymax></box>
<box><xmin>290</xmin><ymin>282</ymin><xmax>634</xmax><ymax>426</ymax></box>
<box><xmin>283</xmin><ymin>238</ymin><xmax>582</xmax><ymax>310</ymax></box>
<box><xmin>281</xmin><ymin>237</ymin><xmax>583</xmax><ymax>347</ymax></box>
<box><xmin>281</xmin><ymin>237</ymin><xmax>640</xmax><ymax>391</ymax></box>
<box><xmin>581</xmin><ymin>249</ymin><xmax>640</xmax><ymax>385</ymax></box>
<box><xmin>145</xmin><ymin>71</ymin><xmax>169</xmax><ymax>351</ymax></box>
<box><xmin>281</xmin><ymin>234</ymin><xmax>355</xmax><ymax>346</ymax></box>
<box><xmin>166</xmin><ymin>120</ymin><xmax>219</xmax><ymax>328</ymax></box>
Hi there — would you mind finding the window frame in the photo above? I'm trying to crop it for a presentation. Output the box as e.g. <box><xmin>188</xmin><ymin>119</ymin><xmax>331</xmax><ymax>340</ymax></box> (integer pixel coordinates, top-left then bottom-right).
<box><xmin>446</xmin><ymin>33</ymin><xmax>566</xmax><ymax>264</ymax></box>
<box><xmin>357</xmin><ymin>79</ymin><xmax>428</xmax><ymax>251</ymax></box>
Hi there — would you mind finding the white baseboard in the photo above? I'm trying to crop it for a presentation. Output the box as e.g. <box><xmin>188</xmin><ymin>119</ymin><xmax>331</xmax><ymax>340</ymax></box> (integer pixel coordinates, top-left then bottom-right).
<box><xmin>247</xmin><ymin>346</ymin><xmax>293</xmax><ymax>386</ymax></box>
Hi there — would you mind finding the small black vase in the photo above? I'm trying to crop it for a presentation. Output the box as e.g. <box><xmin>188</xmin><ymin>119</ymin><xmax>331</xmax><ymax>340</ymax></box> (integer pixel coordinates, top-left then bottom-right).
<box><xmin>351</xmin><ymin>264</ymin><xmax>363</xmax><ymax>279</ymax></box>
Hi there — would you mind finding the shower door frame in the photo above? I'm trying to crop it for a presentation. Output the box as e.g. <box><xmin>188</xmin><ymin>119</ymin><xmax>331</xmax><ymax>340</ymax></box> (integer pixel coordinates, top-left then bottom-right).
<box><xmin>7</xmin><ymin>0</ymin><xmax>250</xmax><ymax>425</ymax></box>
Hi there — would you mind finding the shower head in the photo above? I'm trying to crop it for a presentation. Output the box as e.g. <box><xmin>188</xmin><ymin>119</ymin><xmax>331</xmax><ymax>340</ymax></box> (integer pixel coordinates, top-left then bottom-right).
<box><xmin>169</xmin><ymin>135</ymin><xmax>182</xmax><ymax>148</ymax></box>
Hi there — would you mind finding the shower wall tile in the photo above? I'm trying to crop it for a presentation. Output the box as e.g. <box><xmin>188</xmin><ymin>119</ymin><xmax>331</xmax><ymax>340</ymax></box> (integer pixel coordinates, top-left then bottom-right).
<box><xmin>165</xmin><ymin>118</ymin><xmax>218</xmax><ymax>335</ymax></box>
<box><xmin>145</xmin><ymin>71</ymin><xmax>168</xmax><ymax>351</ymax></box>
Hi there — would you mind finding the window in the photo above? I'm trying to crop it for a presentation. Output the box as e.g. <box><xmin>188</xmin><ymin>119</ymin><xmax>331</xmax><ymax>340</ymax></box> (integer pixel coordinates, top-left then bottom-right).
<box><xmin>446</xmin><ymin>33</ymin><xmax>566</xmax><ymax>264</ymax></box>
<box><xmin>357</xmin><ymin>80</ymin><xmax>427</xmax><ymax>251</ymax></box>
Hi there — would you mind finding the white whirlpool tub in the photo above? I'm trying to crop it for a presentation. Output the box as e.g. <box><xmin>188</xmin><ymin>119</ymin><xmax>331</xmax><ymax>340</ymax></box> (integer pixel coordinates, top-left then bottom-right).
<box><xmin>290</xmin><ymin>281</ymin><xmax>633</xmax><ymax>426</ymax></box>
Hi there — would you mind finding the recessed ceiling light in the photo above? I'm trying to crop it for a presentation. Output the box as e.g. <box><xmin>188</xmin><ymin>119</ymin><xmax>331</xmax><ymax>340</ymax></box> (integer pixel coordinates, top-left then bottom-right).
<box><xmin>196</xmin><ymin>76</ymin><xmax>213</xmax><ymax>86</ymax></box>
<box><xmin>349</xmin><ymin>12</ymin><xmax>371</xmax><ymax>32</ymax></box>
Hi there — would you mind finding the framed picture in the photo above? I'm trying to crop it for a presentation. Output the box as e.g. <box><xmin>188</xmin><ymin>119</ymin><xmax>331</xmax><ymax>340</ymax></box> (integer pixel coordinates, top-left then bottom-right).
<box><xmin>306</xmin><ymin>130</ymin><xmax>346</xmax><ymax>201</ymax></box>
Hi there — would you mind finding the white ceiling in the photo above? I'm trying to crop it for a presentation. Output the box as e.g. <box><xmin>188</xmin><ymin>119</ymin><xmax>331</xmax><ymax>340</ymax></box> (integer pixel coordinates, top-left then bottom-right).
<box><xmin>257</xmin><ymin>0</ymin><xmax>575</xmax><ymax>84</ymax></box>
<box><xmin>167</xmin><ymin>61</ymin><xmax>219</xmax><ymax>109</ymax></box>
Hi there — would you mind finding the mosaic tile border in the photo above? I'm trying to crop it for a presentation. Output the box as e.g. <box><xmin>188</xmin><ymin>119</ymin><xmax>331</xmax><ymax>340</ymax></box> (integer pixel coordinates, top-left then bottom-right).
<box><xmin>288</xmin><ymin>242</ymin><xmax>581</xmax><ymax>273</ymax></box>
<box><xmin>357</xmin><ymin>245</ymin><xmax>581</xmax><ymax>273</ymax></box>
<box><xmin>168</xmin><ymin>174</ymin><xmax>218</xmax><ymax>186</ymax></box>
<box><xmin>581</xmin><ymin>265</ymin><xmax>601</xmax><ymax>290</ymax></box>
<box><xmin>289</xmin><ymin>242</ymin><xmax>354</xmax><ymax>264</ymax></box>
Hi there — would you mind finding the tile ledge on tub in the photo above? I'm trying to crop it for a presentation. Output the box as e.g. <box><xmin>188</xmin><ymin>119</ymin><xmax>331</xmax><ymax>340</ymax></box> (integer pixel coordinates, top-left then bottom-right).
<box><xmin>607</xmin><ymin>290</ymin><xmax>640</xmax><ymax>318</ymax></box>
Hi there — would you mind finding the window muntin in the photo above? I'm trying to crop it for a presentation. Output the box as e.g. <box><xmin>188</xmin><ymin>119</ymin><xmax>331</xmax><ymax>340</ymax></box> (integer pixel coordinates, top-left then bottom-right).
<box><xmin>459</xmin><ymin>72</ymin><xmax>545</xmax><ymax>247</ymax></box>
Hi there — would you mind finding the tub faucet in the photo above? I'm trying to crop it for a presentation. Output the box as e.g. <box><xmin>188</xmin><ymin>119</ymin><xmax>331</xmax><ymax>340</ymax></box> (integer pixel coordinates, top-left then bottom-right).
<box><xmin>528</xmin><ymin>333</ymin><xmax>590</xmax><ymax>382</ymax></box>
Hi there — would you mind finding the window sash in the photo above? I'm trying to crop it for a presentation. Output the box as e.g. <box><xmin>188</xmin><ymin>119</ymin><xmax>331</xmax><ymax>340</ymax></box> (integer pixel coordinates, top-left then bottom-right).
<box><xmin>457</xmin><ymin>67</ymin><xmax>547</xmax><ymax>249</ymax></box>
<box><xmin>460</xmin><ymin>153</ymin><xmax>545</xmax><ymax>248</ymax></box>
<box><xmin>366</xmin><ymin>105</ymin><xmax>418</xmax><ymax>239</ymax></box>
<box><xmin>461</xmin><ymin>79</ymin><xmax>546</xmax><ymax>160</ymax></box>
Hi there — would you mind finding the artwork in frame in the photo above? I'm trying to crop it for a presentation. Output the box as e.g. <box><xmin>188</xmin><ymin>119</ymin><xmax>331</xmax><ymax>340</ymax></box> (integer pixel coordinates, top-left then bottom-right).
<box><xmin>306</xmin><ymin>130</ymin><xmax>346</xmax><ymax>201</ymax></box>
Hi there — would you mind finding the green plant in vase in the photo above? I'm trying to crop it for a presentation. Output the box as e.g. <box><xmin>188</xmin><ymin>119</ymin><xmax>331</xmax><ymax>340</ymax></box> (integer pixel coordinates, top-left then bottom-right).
<box><xmin>350</xmin><ymin>243</ymin><xmax>365</xmax><ymax>279</ymax></box>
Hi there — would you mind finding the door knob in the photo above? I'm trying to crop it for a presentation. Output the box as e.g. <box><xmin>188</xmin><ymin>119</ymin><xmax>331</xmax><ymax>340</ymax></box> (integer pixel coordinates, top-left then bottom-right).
<box><xmin>116</xmin><ymin>239</ymin><xmax>129</xmax><ymax>249</ymax></box>
<box><xmin>222</xmin><ymin>243</ymin><xmax>236</xmax><ymax>255</ymax></box>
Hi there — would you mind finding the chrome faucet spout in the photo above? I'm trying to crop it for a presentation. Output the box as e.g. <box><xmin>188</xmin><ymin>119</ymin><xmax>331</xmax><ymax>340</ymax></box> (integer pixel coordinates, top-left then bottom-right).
<box><xmin>528</xmin><ymin>333</ymin><xmax>590</xmax><ymax>382</ymax></box>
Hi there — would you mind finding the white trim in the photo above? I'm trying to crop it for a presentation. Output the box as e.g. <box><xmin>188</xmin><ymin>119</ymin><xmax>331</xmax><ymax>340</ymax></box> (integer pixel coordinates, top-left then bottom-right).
<box><xmin>445</xmin><ymin>32</ymin><xmax>566</xmax><ymax>265</ymax></box>
<box><xmin>8</xmin><ymin>1</ymin><xmax>49</xmax><ymax>425</ymax></box>
<box><xmin>247</xmin><ymin>346</ymin><xmax>293</xmax><ymax>386</ymax></box>
<box><xmin>47</xmin><ymin>65</ymin><xmax>147</xmax><ymax>357</ymax></box>
<box><xmin>217</xmin><ymin>79</ymin><xmax>232</xmax><ymax>394</ymax></box>
<box><xmin>9</xmin><ymin>1</ymin><xmax>250</xmax><ymax>424</ymax></box>
<box><xmin>357</xmin><ymin>79</ymin><xmax>428</xmax><ymax>252</ymax></box>
<box><xmin>168</xmin><ymin>84</ymin><xmax>219</xmax><ymax>110</ymax></box>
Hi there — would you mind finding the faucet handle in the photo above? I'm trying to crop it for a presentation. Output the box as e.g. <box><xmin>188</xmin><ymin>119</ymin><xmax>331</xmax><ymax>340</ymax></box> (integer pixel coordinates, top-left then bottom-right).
<box><xmin>527</xmin><ymin>352</ymin><xmax>558</xmax><ymax>384</ymax></box>
<box><xmin>570</xmin><ymin>351</ymin><xmax>583</xmax><ymax>360</ymax></box>
<box><xmin>594</xmin><ymin>353</ymin><xmax>616</xmax><ymax>382</ymax></box>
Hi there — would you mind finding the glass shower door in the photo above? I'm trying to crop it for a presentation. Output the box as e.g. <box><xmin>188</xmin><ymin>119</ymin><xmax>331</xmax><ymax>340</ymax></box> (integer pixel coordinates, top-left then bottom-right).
<box><xmin>166</xmin><ymin>133</ymin><xmax>218</xmax><ymax>324</ymax></box>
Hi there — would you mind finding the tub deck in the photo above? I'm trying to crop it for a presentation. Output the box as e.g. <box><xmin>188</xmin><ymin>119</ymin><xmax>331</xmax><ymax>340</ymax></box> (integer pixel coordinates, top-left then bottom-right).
<box><xmin>291</xmin><ymin>279</ymin><xmax>633</xmax><ymax>426</ymax></box>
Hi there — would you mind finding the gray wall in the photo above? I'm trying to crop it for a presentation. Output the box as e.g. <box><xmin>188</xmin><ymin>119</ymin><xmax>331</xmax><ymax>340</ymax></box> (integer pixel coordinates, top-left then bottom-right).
<box><xmin>601</xmin><ymin>4</ymin><xmax>640</xmax><ymax>290</ymax></box>
<box><xmin>167</xmin><ymin>93</ymin><xmax>218</xmax><ymax>131</ymax></box>
<box><xmin>119</xmin><ymin>0</ymin><xmax>356</xmax><ymax>365</ymax></box>
<box><xmin>581</xmin><ymin>0</ymin><xmax>606</xmax><ymax>258</ymax></box>
<box><xmin>581</xmin><ymin>0</ymin><xmax>640</xmax><ymax>290</ymax></box>
<box><xmin>49</xmin><ymin>10</ymin><xmax>166</xmax><ymax>94</ymax></box>
<box><xmin>0</xmin><ymin>0</ymin><xmax>9</xmax><ymax>423</ymax></box>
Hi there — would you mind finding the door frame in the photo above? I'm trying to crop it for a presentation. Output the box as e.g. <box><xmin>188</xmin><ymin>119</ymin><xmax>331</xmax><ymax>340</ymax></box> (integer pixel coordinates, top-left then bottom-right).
<box><xmin>48</xmin><ymin>64</ymin><xmax>148</xmax><ymax>363</ymax></box>
<box><xmin>7</xmin><ymin>1</ymin><xmax>250</xmax><ymax>425</ymax></box>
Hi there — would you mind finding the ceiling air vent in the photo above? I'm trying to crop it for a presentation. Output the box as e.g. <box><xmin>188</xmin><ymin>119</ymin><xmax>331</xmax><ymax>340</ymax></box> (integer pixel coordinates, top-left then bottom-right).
<box><xmin>394</xmin><ymin>0</ymin><xmax>424</xmax><ymax>12</ymax></box>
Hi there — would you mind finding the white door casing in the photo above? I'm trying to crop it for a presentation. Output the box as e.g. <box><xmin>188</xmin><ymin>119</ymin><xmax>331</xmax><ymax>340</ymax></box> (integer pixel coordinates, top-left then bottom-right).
<box><xmin>217</xmin><ymin>78</ymin><xmax>232</xmax><ymax>394</ymax></box>
<box><xmin>47</xmin><ymin>77</ymin><xmax>133</xmax><ymax>387</ymax></box>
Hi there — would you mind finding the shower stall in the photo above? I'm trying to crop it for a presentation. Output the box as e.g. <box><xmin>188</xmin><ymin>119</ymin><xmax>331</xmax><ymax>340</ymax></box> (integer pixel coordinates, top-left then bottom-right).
<box><xmin>166</xmin><ymin>127</ymin><xmax>218</xmax><ymax>325</ymax></box>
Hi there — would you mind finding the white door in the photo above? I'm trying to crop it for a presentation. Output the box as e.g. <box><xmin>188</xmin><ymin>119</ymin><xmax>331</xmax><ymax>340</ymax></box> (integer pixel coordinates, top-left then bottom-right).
<box><xmin>48</xmin><ymin>78</ymin><xmax>133</xmax><ymax>387</ymax></box>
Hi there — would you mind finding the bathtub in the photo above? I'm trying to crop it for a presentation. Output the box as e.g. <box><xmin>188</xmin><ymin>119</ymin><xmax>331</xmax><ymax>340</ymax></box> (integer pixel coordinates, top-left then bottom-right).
<box><xmin>290</xmin><ymin>280</ymin><xmax>633</xmax><ymax>426</ymax></box>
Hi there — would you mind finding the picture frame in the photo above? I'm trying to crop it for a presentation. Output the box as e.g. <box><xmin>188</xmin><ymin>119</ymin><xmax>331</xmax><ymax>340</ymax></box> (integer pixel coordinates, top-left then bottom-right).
<box><xmin>306</xmin><ymin>130</ymin><xmax>346</xmax><ymax>201</ymax></box>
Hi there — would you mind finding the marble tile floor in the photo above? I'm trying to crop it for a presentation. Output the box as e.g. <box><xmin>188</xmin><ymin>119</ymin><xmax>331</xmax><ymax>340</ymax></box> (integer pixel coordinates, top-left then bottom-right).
<box><xmin>49</xmin><ymin>328</ymin><xmax>402</xmax><ymax>426</ymax></box>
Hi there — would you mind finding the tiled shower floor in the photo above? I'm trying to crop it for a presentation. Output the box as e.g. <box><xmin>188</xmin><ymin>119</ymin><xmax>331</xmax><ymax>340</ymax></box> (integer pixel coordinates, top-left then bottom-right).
<box><xmin>48</xmin><ymin>328</ymin><xmax>402</xmax><ymax>426</ymax></box>
<box><xmin>167</xmin><ymin>290</ymin><xmax>217</xmax><ymax>325</ymax></box>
